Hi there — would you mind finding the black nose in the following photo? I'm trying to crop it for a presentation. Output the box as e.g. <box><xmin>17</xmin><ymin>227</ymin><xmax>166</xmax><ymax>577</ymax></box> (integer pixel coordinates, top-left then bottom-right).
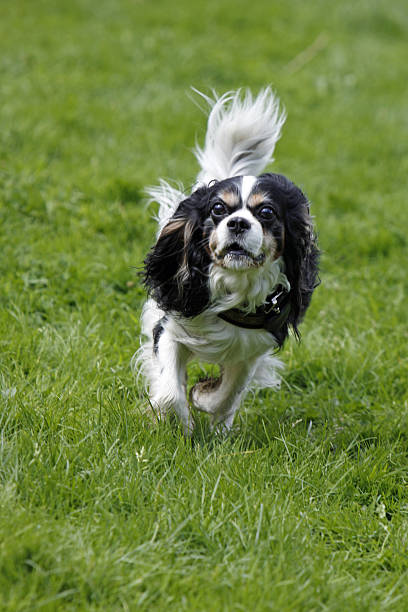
<box><xmin>227</xmin><ymin>216</ymin><xmax>251</xmax><ymax>235</ymax></box>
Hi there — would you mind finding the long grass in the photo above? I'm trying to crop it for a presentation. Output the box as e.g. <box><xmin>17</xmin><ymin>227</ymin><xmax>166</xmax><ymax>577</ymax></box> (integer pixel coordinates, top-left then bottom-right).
<box><xmin>1</xmin><ymin>0</ymin><xmax>408</xmax><ymax>609</ymax></box>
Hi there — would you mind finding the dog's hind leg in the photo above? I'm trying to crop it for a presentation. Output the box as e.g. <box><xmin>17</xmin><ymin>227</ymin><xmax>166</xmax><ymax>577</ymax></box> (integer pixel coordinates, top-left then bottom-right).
<box><xmin>190</xmin><ymin>361</ymin><xmax>254</xmax><ymax>431</ymax></box>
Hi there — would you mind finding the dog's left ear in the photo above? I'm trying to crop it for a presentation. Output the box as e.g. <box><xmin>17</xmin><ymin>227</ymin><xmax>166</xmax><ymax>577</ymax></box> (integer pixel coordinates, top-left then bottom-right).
<box><xmin>274</xmin><ymin>177</ymin><xmax>319</xmax><ymax>337</ymax></box>
<box><xmin>144</xmin><ymin>187</ymin><xmax>211</xmax><ymax>317</ymax></box>
<box><xmin>258</xmin><ymin>174</ymin><xmax>319</xmax><ymax>334</ymax></box>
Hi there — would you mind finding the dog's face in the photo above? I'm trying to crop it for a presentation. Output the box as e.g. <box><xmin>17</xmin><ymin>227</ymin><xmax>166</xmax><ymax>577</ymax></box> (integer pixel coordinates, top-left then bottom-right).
<box><xmin>144</xmin><ymin>172</ymin><xmax>318</xmax><ymax>328</ymax></box>
<box><xmin>204</xmin><ymin>175</ymin><xmax>284</xmax><ymax>271</ymax></box>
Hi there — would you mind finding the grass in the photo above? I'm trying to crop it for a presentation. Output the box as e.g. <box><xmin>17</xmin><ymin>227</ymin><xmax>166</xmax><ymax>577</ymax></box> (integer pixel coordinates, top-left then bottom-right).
<box><xmin>1</xmin><ymin>0</ymin><xmax>408</xmax><ymax>609</ymax></box>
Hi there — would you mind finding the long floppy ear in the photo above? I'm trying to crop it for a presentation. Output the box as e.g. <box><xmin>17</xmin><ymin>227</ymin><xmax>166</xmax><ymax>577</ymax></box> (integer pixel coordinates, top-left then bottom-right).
<box><xmin>143</xmin><ymin>187</ymin><xmax>212</xmax><ymax>317</ymax></box>
<box><xmin>281</xmin><ymin>180</ymin><xmax>319</xmax><ymax>337</ymax></box>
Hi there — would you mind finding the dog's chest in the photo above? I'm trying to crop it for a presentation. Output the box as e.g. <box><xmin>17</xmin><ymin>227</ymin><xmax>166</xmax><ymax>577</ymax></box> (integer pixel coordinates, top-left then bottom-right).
<box><xmin>168</xmin><ymin>311</ymin><xmax>277</xmax><ymax>364</ymax></box>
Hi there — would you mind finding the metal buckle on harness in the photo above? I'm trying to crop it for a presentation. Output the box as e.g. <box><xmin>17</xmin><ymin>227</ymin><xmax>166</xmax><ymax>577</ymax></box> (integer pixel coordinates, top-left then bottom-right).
<box><xmin>264</xmin><ymin>290</ymin><xmax>283</xmax><ymax>315</ymax></box>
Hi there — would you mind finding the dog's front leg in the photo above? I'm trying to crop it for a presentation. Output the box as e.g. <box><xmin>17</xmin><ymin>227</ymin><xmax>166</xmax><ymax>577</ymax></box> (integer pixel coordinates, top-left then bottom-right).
<box><xmin>149</xmin><ymin>331</ymin><xmax>193</xmax><ymax>435</ymax></box>
<box><xmin>190</xmin><ymin>361</ymin><xmax>253</xmax><ymax>432</ymax></box>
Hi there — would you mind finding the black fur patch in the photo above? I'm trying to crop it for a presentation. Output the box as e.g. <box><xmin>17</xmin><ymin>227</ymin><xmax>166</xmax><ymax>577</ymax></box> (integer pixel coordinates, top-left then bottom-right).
<box><xmin>152</xmin><ymin>317</ymin><xmax>166</xmax><ymax>355</ymax></box>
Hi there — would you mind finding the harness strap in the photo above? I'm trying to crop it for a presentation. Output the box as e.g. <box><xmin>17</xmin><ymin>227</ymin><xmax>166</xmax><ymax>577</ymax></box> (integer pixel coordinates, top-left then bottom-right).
<box><xmin>217</xmin><ymin>287</ymin><xmax>291</xmax><ymax>336</ymax></box>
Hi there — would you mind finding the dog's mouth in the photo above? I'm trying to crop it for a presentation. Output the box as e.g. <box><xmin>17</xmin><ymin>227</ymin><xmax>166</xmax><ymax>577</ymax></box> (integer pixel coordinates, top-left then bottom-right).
<box><xmin>224</xmin><ymin>242</ymin><xmax>252</xmax><ymax>257</ymax></box>
<box><xmin>215</xmin><ymin>242</ymin><xmax>266</xmax><ymax>268</ymax></box>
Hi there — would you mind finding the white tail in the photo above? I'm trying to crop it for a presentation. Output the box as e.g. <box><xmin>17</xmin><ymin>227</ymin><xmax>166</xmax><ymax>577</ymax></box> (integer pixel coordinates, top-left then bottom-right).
<box><xmin>193</xmin><ymin>87</ymin><xmax>286</xmax><ymax>186</ymax></box>
<box><xmin>147</xmin><ymin>87</ymin><xmax>286</xmax><ymax>228</ymax></box>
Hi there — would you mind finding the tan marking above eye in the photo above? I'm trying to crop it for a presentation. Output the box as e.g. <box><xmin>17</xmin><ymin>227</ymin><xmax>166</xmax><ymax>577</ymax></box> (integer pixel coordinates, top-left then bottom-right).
<box><xmin>218</xmin><ymin>190</ymin><xmax>240</xmax><ymax>208</ymax></box>
<box><xmin>247</xmin><ymin>192</ymin><xmax>268</xmax><ymax>209</ymax></box>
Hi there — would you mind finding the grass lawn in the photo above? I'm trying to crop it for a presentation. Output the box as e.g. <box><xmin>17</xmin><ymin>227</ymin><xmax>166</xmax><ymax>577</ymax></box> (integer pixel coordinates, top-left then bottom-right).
<box><xmin>1</xmin><ymin>0</ymin><xmax>408</xmax><ymax>609</ymax></box>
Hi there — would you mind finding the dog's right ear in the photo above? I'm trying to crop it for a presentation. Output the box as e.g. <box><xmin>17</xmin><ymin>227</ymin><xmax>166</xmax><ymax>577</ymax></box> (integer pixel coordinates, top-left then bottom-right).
<box><xmin>143</xmin><ymin>187</ymin><xmax>211</xmax><ymax>317</ymax></box>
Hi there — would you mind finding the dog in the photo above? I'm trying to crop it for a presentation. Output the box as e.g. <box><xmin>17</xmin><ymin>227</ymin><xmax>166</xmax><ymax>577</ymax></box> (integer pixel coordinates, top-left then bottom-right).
<box><xmin>136</xmin><ymin>88</ymin><xmax>319</xmax><ymax>435</ymax></box>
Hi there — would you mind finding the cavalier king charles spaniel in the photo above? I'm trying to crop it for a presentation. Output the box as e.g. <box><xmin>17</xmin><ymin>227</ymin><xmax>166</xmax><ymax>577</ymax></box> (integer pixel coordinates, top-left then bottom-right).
<box><xmin>135</xmin><ymin>88</ymin><xmax>319</xmax><ymax>435</ymax></box>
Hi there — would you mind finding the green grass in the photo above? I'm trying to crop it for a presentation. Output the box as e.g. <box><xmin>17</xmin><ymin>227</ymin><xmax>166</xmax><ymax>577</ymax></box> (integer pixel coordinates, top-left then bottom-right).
<box><xmin>1</xmin><ymin>0</ymin><xmax>408</xmax><ymax>609</ymax></box>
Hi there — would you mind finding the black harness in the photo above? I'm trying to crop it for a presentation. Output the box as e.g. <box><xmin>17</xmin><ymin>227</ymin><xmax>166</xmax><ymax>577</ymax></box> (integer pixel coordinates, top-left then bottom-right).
<box><xmin>218</xmin><ymin>286</ymin><xmax>291</xmax><ymax>336</ymax></box>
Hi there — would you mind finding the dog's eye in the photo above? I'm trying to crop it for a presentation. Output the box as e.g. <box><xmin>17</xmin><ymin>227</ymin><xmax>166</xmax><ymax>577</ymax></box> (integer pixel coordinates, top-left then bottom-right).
<box><xmin>211</xmin><ymin>202</ymin><xmax>227</xmax><ymax>218</ymax></box>
<box><xmin>258</xmin><ymin>205</ymin><xmax>275</xmax><ymax>220</ymax></box>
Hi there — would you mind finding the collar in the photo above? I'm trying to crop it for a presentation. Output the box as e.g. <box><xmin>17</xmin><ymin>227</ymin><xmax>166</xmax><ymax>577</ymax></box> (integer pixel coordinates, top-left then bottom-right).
<box><xmin>217</xmin><ymin>286</ymin><xmax>291</xmax><ymax>336</ymax></box>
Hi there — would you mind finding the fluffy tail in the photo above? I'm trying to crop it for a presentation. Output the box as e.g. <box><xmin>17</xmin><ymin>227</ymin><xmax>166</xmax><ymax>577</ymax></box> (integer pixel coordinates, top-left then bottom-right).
<box><xmin>194</xmin><ymin>87</ymin><xmax>286</xmax><ymax>186</ymax></box>
<box><xmin>146</xmin><ymin>87</ymin><xmax>286</xmax><ymax>228</ymax></box>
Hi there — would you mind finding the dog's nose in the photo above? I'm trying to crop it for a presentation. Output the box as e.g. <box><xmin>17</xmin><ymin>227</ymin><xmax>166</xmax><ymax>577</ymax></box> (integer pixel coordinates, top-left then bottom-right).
<box><xmin>227</xmin><ymin>216</ymin><xmax>251</xmax><ymax>234</ymax></box>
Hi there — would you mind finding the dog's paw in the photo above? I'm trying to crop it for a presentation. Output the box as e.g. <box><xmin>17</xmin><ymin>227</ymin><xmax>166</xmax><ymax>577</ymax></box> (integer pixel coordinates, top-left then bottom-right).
<box><xmin>189</xmin><ymin>377</ymin><xmax>222</xmax><ymax>414</ymax></box>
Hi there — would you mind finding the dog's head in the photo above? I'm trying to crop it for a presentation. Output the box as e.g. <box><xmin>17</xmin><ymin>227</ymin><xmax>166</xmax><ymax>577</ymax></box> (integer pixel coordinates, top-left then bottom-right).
<box><xmin>207</xmin><ymin>175</ymin><xmax>284</xmax><ymax>271</ymax></box>
<box><xmin>144</xmin><ymin>173</ymin><xmax>318</xmax><ymax>331</ymax></box>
